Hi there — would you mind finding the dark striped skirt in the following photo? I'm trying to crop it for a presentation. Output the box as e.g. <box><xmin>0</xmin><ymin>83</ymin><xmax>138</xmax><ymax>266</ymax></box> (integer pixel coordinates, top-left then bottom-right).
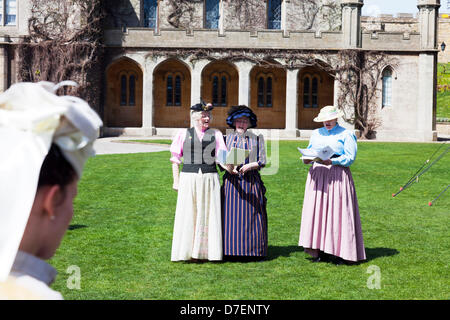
<box><xmin>221</xmin><ymin>171</ymin><xmax>268</xmax><ymax>257</ymax></box>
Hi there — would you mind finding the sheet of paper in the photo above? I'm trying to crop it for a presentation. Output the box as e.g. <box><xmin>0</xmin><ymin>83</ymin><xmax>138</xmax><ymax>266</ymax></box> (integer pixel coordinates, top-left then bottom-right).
<box><xmin>218</xmin><ymin>148</ymin><xmax>250</xmax><ymax>165</ymax></box>
<box><xmin>297</xmin><ymin>146</ymin><xmax>335</xmax><ymax>161</ymax></box>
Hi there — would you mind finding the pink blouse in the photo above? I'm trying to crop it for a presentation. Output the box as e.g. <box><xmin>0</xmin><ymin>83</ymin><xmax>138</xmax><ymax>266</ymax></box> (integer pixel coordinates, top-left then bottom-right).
<box><xmin>170</xmin><ymin>128</ymin><xmax>228</xmax><ymax>164</ymax></box>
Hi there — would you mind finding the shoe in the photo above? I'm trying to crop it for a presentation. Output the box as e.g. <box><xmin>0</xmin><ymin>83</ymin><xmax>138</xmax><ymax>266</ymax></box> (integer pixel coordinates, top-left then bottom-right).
<box><xmin>311</xmin><ymin>252</ymin><xmax>331</xmax><ymax>263</ymax></box>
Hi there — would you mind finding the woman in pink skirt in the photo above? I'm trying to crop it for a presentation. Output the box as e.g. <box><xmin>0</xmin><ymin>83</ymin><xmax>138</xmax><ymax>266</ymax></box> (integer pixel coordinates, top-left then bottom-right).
<box><xmin>298</xmin><ymin>106</ymin><xmax>366</xmax><ymax>265</ymax></box>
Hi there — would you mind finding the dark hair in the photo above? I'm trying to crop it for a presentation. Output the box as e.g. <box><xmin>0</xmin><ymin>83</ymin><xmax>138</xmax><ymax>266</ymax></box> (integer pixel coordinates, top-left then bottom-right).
<box><xmin>37</xmin><ymin>144</ymin><xmax>77</xmax><ymax>189</ymax></box>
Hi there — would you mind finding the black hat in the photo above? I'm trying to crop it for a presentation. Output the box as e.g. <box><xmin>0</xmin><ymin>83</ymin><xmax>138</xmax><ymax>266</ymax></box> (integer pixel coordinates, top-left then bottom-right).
<box><xmin>226</xmin><ymin>105</ymin><xmax>257</xmax><ymax>129</ymax></box>
<box><xmin>190</xmin><ymin>100</ymin><xmax>214</xmax><ymax>112</ymax></box>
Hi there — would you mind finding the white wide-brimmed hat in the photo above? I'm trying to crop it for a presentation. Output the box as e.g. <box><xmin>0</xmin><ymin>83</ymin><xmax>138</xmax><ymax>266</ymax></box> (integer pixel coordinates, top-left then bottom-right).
<box><xmin>313</xmin><ymin>105</ymin><xmax>345</xmax><ymax>122</ymax></box>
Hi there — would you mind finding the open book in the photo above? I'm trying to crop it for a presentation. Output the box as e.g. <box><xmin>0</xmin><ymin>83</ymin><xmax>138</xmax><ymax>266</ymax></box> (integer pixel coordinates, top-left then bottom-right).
<box><xmin>218</xmin><ymin>147</ymin><xmax>250</xmax><ymax>165</ymax></box>
<box><xmin>297</xmin><ymin>146</ymin><xmax>336</xmax><ymax>162</ymax></box>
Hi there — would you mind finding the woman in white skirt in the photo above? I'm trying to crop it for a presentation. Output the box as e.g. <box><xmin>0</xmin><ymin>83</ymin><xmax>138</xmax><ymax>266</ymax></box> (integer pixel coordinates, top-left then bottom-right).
<box><xmin>170</xmin><ymin>102</ymin><xmax>227</xmax><ymax>261</ymax></box>
<box><xmin>298</xmin><ymin>106</ymin><xmax>366</xmax><ymax>265</ymax></box>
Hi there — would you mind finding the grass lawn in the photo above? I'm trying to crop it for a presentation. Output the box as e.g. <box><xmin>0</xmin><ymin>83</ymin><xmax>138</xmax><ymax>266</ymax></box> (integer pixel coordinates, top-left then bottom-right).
<box><xmin>437</xmin><ymin>90</ymin><xmax>450</xmax><ymax>120</ymax></box>
<box><xmin>49</xmin><ymin>141</ymin><xmax>449</xmax><ymax>300</ymax></box>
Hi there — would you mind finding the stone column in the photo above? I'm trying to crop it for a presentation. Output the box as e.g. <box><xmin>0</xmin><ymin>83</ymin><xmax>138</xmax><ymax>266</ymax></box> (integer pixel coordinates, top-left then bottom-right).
<box><xmin>0</xmin><ymin>45</ymin><xmax>8</xmax><ymax>92</ymax></box>
<box><xmin>341</xmin><ymin>0</ymin><xmax>363</xmax><ymax>49</ymax></box>
<box><xmin>219</xmin><ymin>0</ymin><xmax>225</xmax><ymax>36</ymax></box>
<box><xmin>417</xmin><ymin>0</ymin><xmax>440</xmax><ymax>141</ymax></box>
<box><xmin>281</xmin><ymin>0</ymin><xmax>289</xmax><ymax>37</ymax></box>
<box><xmin>142</xmin><ymin>55</ymin><xmax>165</xmax><ymax>135</ymax></box>
<box><xmin>418</xmin><ymin>53</ymin><xmax>437</xmax><ymax>141</ymax></box>
<box><xmin>188</xmin><ymin>59</ymin><xmax>210</xmax><ymax>127</ymax></box>
<box><xmin>285</xmin><ymin>68</ymin><xmax>299</xmax><ymax>136</ymax></box>
<box><xmin>234</xmin><ymin>60</ymin><xmax>253</xmax><ymax>106</ymax></box>
<box><xmin>418</xmin><ymin>0</ymin><xmax>441</xmax><ymax>50</ymax></box>
<box><xmin>190</xmin><ymin>59</ymin><xmax>210</xmax><ymax>106</ymax></box>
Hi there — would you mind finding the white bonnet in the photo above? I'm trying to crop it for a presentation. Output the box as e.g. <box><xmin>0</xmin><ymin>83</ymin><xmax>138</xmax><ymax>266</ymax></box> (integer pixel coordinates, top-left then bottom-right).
<box><xmin>0</xmin><ymin>81</ymin><xmax>102</xmax><ymax>281</ymax></box>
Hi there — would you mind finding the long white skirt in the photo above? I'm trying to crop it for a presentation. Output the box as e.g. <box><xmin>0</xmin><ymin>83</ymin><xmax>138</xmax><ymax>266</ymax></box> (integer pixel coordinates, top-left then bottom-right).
<box><xmin>171</xmin><ymin>171</ymin><xmax>223</xmax><ymax>261</ymax></box>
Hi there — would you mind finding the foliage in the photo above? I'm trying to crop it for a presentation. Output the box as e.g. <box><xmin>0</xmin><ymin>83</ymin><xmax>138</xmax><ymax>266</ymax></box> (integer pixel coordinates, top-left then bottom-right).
<box><xmin>17</xmin><ymin>0</ymin><xmax>105</xmax><ymax>111</ymax></box>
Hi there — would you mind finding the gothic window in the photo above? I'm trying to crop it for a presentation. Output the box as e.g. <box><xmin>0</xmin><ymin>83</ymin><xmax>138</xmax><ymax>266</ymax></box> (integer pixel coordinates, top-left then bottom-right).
<box><xmin>382</xmin><ymin>68</ymin><xmax>393</xmax><ymax>107</ymax></box>
<box><xmin>0</xmin><ymin>0</ymin><xmax>16</xmax><ymax>26</ymax></box>
<box><xmin>174</xmin><ymin>75</ymin><xmax>181</xmax><ymax>106</ymax></box>
<box><xmin>120</xmin><ymin>75</ymin><xmax>127</xmax><ymax>106</ymax></box>
<box><xmin>144</xmin><ymin>0</ymin><xmax>158</xmax><ymax>28</ymax></box>
<box><xmin>212</xmin><ymin>73</ymin><xmax>227</xmax><ymax>106</ymax></box>
<box><xmin>267</xmin><ymin>0</ymin><xmax>281</xmax><ymax>29</ymax></box>
<box><xmin>205</xmin><ymin>0</ymin><xmax>220</xmax><ymax>29</ymax></box>
<box><xmin>120</xmin><ymin>73</ymin><xmax>138</xmax><ymax>106</ymax></box>
<box><xmin>303</xmin><ymin>75</ymin><xmax>319</xmax><ymax>108</ymax></box>
<box><xmin>257</xmin><ymin>75</ymin><xmax>274</xmax><ymax>108</ymax></box>
<box><xmin>166</xmin><ymin>73</ymin><xmax>182</xmax><ymax>107</ymax></box>
<box><xmin>129</xmin><ymin>75</ymin><xmax>136</xmax><ymax>106</ymax></box>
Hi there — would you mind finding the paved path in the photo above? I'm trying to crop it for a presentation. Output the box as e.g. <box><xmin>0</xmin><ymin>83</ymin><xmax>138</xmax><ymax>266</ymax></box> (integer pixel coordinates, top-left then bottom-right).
<box><xmin>94</xmin><ymin>134</ymin><xmax>449</xmax><ymax>155</ymax></box>
<box><xmin>94</xmin><ymin>137</ymin><xmax>171</xmax><ymax>155</ymax></box>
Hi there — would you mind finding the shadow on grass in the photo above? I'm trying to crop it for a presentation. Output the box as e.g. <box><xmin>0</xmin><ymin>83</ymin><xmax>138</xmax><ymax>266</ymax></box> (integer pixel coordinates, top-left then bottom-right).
<box><xmin>265</xmin><ymin>246</ymin><xmax>399</xmax><ymax>263</ymax></box>
<box><xmin>68</xmin><ymin>224</ymin><xmax>88</xmax><ymax>231</ymax></box>
<box><xmin>365</xmin><ymin>247</ymin><xmax>399</xmax><ymax>262</ymax></box>
<box><xmin>266</xmin><ymin>245</ymin><xmax>304</xmax><ymax>261</ymax></box>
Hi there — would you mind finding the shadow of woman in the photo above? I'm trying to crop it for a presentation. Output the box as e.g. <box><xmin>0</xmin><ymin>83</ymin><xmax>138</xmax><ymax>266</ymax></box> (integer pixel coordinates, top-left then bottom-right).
<box><xmin>265</xmin><ymin>245</ymin><xmax>304</xmax><ymax>261</ymax></box>
<box><xmin>68</xmin><ymin>224</ymin><xmax>88</xmax><ymax>231</ymax></box>
<box><xmin>265</xmin><ymin>246</ymin><xmax>399</xmax><ymax>263</ymax></box>
<box><xmin>364</xmin><ymin>247</ymin><xmax>399</xmax><ymax>262</ymax></box>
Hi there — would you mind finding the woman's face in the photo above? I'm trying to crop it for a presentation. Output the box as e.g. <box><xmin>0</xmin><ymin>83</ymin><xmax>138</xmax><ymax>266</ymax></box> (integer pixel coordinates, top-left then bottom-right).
<box><xmin>323</xmin><ymin>118</ymin><xmax>338</xmax><ymax>131</ymax></box>
<box><xmin>234</xmin><ymin>116</ymin><xmax>249</xmax><ymax>134</ymax></box>
<box><xmin>39</xmin><ymin>179</ymin><xmax>78</xmax><ymax>260</ymax></box>
<box><xmin>199</xmin><ymin>111</ymin><xmax>211</xmax><ymax>130</ymax></box>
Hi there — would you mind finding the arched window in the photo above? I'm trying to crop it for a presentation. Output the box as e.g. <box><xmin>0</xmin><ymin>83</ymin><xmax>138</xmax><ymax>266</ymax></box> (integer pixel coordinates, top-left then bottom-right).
<box><xmin>174</xmin><ymin>75</ymin><xmax>181</xmax><ymax>106</ymax></box>
<box><xmin>257</xmin><ymin>75</ymin><xmax>274</xmax><ymax>108</ymax></box>
<box><xmin>205</xmin><ymin>0</ymin><xmax>220</xmax><ymax>29</ymax></box>
<box><xmin>166</xmin><ymin>73</ymin><xmax>182</xmax><ymax>107</ymax></box>
<box><xmin>129</xmin><ymin>75</ymin><xmax>136</xmax><ymax>106</ymax></box>
<box><xmin>220</xmin><ymin>76</ymin><xmax>227</xmax><ymax>106</ymax></box>
<box><xmin>120</xmin><ymin>73</ymin><xmax>138</xmax><ymax>106</ymax></box>
<box><xmin>144</xmin><ymin>0</ymin><xmax>158</xmax><ymax>28</ymax></box>
<box><xmin>211</xmin><ymin>73</ymin><xmax>228</xmax><ymax>106</ymax></box>
<box><xmin>268</xmin><ymin>0</ymin><xmax>281</xmax><ymax>29</ymax></box>
<box><xmin>258</xmin><ymin>77</ymin><xmax>265</xmax><ymax>107</ymax></box>
<box><xmin>303</xmin><ymin>75</ymin><xmax>320</xmax><ymax>108</ymax></box>
<box><xmin>382</xmin><ymin>68</ymin><xmax>393</xmax><ymax>107</ymax></box>
<box><xmin>312</xmin><ymin>77</ymin><xmax>318</xmax><ymax>108</ymax></box>
<box><xmin>303</xmin><ymin>77</ymin><xmax>310</xmax><ymax>108</ymax></box>
<box><xmin>120</xmin><ymin>75</ymin><xmax>127</xmax><ymax>106</ymax></box>
<box><xmin>166</xmin><ymin>75</ymin><xmax>173</xmax><ymax>106</ymax></box>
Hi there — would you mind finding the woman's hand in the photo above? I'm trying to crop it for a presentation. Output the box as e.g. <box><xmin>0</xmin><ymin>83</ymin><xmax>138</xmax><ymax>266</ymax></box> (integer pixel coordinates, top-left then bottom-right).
<box><xmin>225</xmin><ymin>164</ymin><xmax>238</xmax><ymax>175</ymax></box>
<box><xmin>172</xmin><ymin>182</ymin><xmax>179</xmax><ymax>191</ymax></box>
<box><xmin>239</xmin><ymin>163</ymin><xmax>258</xmax><ymax>175</ymax></box>
<box><xmin>319</xmin><ymin>159</ymin><xmax>332</xmax><ymax>166</ymax></box>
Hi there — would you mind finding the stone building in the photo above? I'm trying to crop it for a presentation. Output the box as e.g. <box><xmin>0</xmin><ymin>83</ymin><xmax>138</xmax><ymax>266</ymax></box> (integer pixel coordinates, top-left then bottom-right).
<box><xmin>0</xmin><ymin>0</ymin><xmax>444</xmax><ymax>141</ymax></box>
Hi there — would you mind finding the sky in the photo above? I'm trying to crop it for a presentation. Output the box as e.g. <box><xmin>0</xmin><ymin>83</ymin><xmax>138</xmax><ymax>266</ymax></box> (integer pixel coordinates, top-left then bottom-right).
<box><xmin>362</xmin><ymin>0</ymin><xmax>449</xmax><ymax>16</ymax></box>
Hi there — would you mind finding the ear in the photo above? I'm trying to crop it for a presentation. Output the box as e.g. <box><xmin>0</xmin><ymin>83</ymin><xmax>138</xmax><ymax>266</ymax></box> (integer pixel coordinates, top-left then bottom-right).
<box><xmin>41</xmin><ymin>185</ymin><xmax>63</xmax><ymax>219</ymax></box>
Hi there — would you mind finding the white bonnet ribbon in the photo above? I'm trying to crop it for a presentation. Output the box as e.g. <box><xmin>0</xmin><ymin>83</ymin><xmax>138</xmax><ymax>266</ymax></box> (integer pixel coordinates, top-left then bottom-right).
<box><xmin>0</xmin><ymin>81</ymin><xmax>102</xmax><ymax>282</ymax></box>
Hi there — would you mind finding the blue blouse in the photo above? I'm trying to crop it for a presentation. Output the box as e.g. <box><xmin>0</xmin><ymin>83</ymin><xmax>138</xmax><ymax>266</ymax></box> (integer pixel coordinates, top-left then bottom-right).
<box><xmin>307</xmin><ymin>124</ymin><xmax>357</xmax><ymax>167</ymax></box>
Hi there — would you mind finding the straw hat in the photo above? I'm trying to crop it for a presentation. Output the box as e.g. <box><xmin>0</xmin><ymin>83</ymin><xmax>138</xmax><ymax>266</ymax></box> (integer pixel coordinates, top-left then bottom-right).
<box><xmin>313</xmin><ymin>105</ymin><xmax>344</xmax><ymax>122</ymax></box>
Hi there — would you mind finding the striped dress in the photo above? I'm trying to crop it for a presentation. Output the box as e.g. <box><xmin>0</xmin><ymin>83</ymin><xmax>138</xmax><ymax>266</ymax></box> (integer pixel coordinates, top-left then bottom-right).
<box><xmin>222</xmin><ymin>131</ymin><xmax>268</xmax><ymax>257</ymax></box>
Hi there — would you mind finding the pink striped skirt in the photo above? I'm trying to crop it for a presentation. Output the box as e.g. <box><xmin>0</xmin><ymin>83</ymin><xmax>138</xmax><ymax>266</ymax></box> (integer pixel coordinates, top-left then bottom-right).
<box><xmin>298</xmin><ymin>163</ymin><xmax>366</xmax><ymax>262</ymax></box>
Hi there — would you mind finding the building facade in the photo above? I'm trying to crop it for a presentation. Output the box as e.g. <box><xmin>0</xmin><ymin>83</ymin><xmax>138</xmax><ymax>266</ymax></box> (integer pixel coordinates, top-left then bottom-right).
<box><xmin>0</xmin><ymin>0</ymin><xmax>444</xmax><ymax>141</ymax></box>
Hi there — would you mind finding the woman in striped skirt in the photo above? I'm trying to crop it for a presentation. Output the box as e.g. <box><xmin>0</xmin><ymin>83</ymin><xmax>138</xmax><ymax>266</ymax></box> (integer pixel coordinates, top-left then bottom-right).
<box><xmin>221</xmin><ymin>106</ymin><xmax>268</xmax><ymax>261</ymax></box>
<box><xmin>298</xmin><ymin>105</ymin><xmax>366</xmax><ymax>265</ymax></box>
